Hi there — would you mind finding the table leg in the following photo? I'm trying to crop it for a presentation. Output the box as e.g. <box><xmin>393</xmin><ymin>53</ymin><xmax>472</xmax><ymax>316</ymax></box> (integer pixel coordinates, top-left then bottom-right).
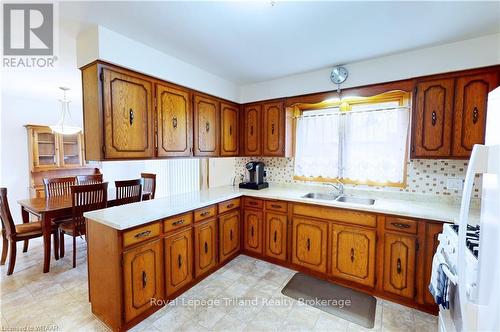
<box><xmin>41</xmin><ymin>212</ymin><xmax>51</xmax><ymax>273</ymax></box>
<box><xmin>21</xmin><ymin>207</ymin><xmax>30</xmax><ymax>253</ymax></box>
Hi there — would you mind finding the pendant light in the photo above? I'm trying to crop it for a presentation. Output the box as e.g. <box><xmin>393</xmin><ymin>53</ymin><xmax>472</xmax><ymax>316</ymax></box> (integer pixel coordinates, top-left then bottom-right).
<box><xmin>49</xmin><ymin>87</ymin><xmax>82</xmax><ymax>135</ymax></box>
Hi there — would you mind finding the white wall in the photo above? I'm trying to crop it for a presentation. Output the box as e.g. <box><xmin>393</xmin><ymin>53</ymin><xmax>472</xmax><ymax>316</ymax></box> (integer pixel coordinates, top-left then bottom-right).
<box><xmin>77</xmin><ymin>26</ymin><xmax>239</xmax><ymax>102</ymax></box>
<box><xmin>239</xmin><ymin>33</ymin><xmax>500</xmax><ymax>103</ymax></box>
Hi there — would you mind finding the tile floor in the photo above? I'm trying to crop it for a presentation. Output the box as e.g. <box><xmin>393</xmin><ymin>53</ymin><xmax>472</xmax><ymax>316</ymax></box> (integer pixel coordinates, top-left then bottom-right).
<box><xmin>0</xmin><ymin>237</ymin><xmax>438</xmax><ymax>332</ymax></box>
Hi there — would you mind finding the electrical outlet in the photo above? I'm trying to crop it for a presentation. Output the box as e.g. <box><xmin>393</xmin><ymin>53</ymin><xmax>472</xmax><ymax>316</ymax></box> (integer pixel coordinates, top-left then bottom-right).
<box><xmin>447</xmin><ymin>178</ymin><xmax>464</xmax><ymax>190</ymax></box>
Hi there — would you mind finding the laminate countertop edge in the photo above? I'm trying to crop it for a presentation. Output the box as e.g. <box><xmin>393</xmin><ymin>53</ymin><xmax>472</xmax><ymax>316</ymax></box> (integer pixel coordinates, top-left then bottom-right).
<box><xmin>84</xmin><ymin>185</ymin><xmax>478</xmax><ymax>230</ymax></box>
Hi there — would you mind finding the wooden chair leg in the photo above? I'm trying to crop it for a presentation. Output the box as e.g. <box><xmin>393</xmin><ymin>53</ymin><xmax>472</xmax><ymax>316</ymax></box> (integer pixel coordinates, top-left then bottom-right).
<box><xmin>21</xmin><ymin>207</ymin><xmax>30</xmax><ymax>253</ymax></box>
<box><xmin>72</xmin><ymin>236</ymin><xmax>76</xmax><ymax>268</ymax></box>
<box><xmin>22</xmin><ymin>240</ymin><xmax>29</xmax><ymax>253</ymax></box>
<box><xmin>1</xmin><ymin>232</ymin><xmax>8</xmax><ymax>265</ymax></box>
<box><xmin>7</xmin><ymin>240</ymin><xmax>17</xmax><ymax>275</ymax></box>
<box><xmin>59</xmin><ymin>231</ymin><xmax>65</xmax><ymax>258</ymax></box>
<box><xmin>53</xmin><ymin>231</ymin><xmax>59</xmax><ymax>260</ymax></box>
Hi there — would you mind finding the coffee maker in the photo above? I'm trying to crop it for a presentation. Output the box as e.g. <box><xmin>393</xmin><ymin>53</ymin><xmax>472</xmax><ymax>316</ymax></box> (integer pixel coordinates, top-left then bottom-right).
<box><xmin>239</xmin><ymin>161</ymin><xmax>269</xmax><ymax>190</ymax></box>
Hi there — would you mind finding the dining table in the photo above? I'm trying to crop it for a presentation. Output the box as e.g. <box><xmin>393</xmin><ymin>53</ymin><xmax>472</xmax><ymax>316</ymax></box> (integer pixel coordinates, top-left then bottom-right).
<box><xmin>17</xmin><ymin>188</ymin><xmax>152</xmax><ymax>273</ymax></box>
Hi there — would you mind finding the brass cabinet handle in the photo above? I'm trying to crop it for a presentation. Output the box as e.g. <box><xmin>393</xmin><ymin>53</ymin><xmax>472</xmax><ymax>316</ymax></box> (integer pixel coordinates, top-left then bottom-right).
<box><xmin>200</xmin><ymin>211</ymin><xmax>210</xmax><ymax>217</ymax></box>
<box><xmin>204</xmin><ymin>241</ymin><xmax>208</xmax><ymax>254</ymax></box>
<box><xmin>205</xmin><ymin>122</ymin><xmax>210</xmax><ymax>132</ymax></box>
<box><xmin>142</xmin><ymin>271</ymin><xmax>147</xmax><ymax>288</ymax></box>
<box><xmin>178</xmin><ymin>254</ymin><xmax>182</xmax><ymax>268</ymax></box>
<box><xmin>397</xmin><ymin>258</ymin><xmax>402</xmax><ymax>274</ymax></box>
<box><xmin>350</xmin><ymin>248</ymin><xmax>355</xmax><ymax>262</ymax></box>
<box><xmin>250</xmin><ymin>125</ymin><xmax>254</xmax><ymax>136</ymax></box>
<box><xmin>274</xmin><ymin>230</ymin><xmax>277</xmax><ymax>243</ymax></box>
<box><xmin>226</xmin><ymin>203</ymin><xmax>234</xmax><ymax>208</ymax></box>
<box><xmin>134</xmin><ymin>230</ymin><xmax>151</xmax><ymax>239</ymax></box>
<box><xmin>251</xmin><ymin>226</ymin><xmax>254</xmax><ymax>237</ymax></box>
<box><xmin>472</xmin><ymin>107</ymin><xmax>479</xmax><ymax>124</ymax></box>
<box><xmin>431</xmin><ymin>111</ymin><xmax>437</xmax><ymax>126</ymax></box>
<box><xmin>229</xmin><ymin>125</ymin><xmax>232</xmax><ymax>136</ymax></box>
<box><xmin>172</xmin><ymin>220</ymin><xmax>184</xmax><ymax>226</ymax></box>
<box><xmin>306</xmin><ymin>238</ymin><xmax>311</xmax><ymax>251</ymax></box>
<box><xmin>230</xmin><ymin>230</ymin><xmax>233</xmax><ymax>241</ymax></box>
<box><xmin>271</xmin><ymin>123</ymin><xmax>275</xmax><ymax>135</ymax></box>
<box><xmin>172</xmin><ymin>116</ymin><xmax>178</xmax><ymax>128</ymax></box>
<box><xmin>391</xmin><ymin>222</ymin><xmax>410</xmax><ymax>229</ymax></box>
<box><xmin>271</xmin><ymin>204</ymin><xmax>281</xmax><ymax>209</ymax></box>
<box><xmin>248</xmin><ymin>201</ymin><xmax>257</xmax><ymax>206</ymax></box>
<box><xmin>129</xmin><ymin>108</ymin><xmax>134</xmax><ymax>126</ymax></box>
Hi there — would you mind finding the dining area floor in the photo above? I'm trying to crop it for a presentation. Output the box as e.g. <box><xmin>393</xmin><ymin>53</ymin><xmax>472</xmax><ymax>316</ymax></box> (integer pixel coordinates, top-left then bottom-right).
<box><xmin>0</xmin><ymin>236</ymin><xmax>438</xmax><ymax>332</ymax></box>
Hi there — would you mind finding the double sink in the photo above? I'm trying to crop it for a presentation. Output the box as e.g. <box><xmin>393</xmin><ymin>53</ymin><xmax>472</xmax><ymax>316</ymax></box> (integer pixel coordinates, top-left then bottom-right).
<box><xmin>302</xmin><ymin>192</ymin><xmax>375</xmax><ymax>205</ymax></box>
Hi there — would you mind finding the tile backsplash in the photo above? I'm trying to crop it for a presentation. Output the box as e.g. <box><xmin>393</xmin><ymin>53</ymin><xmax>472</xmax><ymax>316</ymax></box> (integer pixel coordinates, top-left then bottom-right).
<box><xmin>235</xmin><ymin>157</ymin><xmax>482</xmax><ymax>199</ymax></box>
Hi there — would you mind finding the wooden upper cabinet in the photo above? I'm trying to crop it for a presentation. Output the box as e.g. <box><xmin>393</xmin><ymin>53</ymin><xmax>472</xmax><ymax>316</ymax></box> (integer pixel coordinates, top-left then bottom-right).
<box><xmin>193</xmin><ymin>94</ymin><xmax>220</xmax><ymax>156</ymax></box>
<box><xmin>102</xmin><ymin>68</ymin><xmax>155</xmax><ymax>159</ymax></box>
<box><xmin>383</xmin><ymin>233</ymin><xmax>417</xmax><ymax>299</ymax></box>
<box><xmin>413</xmin><ymin>78</ymin><xmax>454</xmax><ymax>158</ymax></box>
<box><xmin>452</xmin><ymin>73</ymin><xmax>498</xmax><ymax>157</ymax></box>
<box><xmin>262</xmin><ymin>101</ymin><xmax>285</xmax><ymax>156</ymax></box>
<box><xmin>156</xmin><ymin>83</ymin><xmax>192</xmax><ymax>157</ymax></box>
<box><xmin>330</xmin><ymin>224</ymin><xmax>376</xmax><ymax>288</ymax></box>
<box><xmin>220</xmin><ymin>102</ymin><xmax>239</xmax><ymax>156</ymax></box>
<box><xmin>164</xmin><ymin>228</ymin><xmax>193</xmax><ymax>295</ymax></box>
<box><xmin>291</xmin><ymin>217</ymin><xmax>328</xmax><ymax>273</ymax></box>
<box><xmin>242</xmin><ymin>104</ymin><xmax>262</xmax><ymax>156</ymax></box>
<box><xmin>123</xmin><ymin>240</ymin><xmax>163</xmax><ymax>322</ymax></box>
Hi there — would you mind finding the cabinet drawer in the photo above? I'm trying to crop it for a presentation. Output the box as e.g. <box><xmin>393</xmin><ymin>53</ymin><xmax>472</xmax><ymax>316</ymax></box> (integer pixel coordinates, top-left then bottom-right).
<box><xmin>244</xmin><ymin>197</ymin><xmax>263</xmax><ymax>209</ymax></box>
<box><xmin>293</xmin><ymin>204</ymin><xmax>376</xmax><ymax>228</ymax></box>
<box><xmin>218</xmin><ymin>198</ymin><xmax>240</xmax><ymax>214</ymax></box>
<box><xmin>265</xmin><ymin>200</ymin><xmax>287</xmax><ymax>213</ymax></box>
<box><xmin>123</xmin><ymin>223</ymin><xmax>160</xmax><ymax>248</ymax></box>
<box><xmin>194</xmin><ymin>205</ymin><xmax>217</xmax><ymax>222</ymax></box>
<box><xmin>164</xmin><ymin>212</ymin><xmax>193</xmax><ymax>233</ymax></box>
<box><xmin>385</xmin><ymin>217</ymin><xmax>417</xmax><ymax>234</ymax></box>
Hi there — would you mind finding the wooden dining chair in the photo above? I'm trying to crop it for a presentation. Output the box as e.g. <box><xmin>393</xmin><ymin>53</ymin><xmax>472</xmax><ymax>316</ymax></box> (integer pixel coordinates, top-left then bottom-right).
<box><xmin>59</xmin><ymin>182</ymin><xmax>108</xmax><ymax>268</ymax></box>
<box><xmin>114</xmin><ymin>179</ymin><xmax>143</xmax><ymax>206</ymax></box>
<box><xmin>43</xmin><ymin>176</ymin><xmax>76</xmax><ymax>197</ymax></box>
<box><xmin>141</xmin><ymin>173</ymin><xmax>156</xmax><ymax>200</ymax></box>
<box><xmin>0</xmin><ymin>188</ymin><xmax>59</xmax><ymax>275</ymax></box>
<box><xmin>76</xmin><ymin>173</ymin><xmax>103</xmax><ymax>185</ymax></box>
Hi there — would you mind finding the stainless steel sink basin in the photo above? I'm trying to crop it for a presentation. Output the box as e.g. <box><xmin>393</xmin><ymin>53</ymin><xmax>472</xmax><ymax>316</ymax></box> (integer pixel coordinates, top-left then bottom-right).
<box><xmin>336</xmin><ymin>196</ymin><xmax>375</xmax><ymax>205</ymax></box>
<box><xmin>302</xmin><ymin>192</ymin><xmax>339</xmax><ymax>200</ymax></box>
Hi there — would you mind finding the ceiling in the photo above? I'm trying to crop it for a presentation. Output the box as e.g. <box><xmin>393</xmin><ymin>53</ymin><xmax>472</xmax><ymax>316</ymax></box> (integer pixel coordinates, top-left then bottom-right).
<box><xmin>60</xmin><ymin>1</ymin><xmax>500</xmax><ymax>84</ymax></box>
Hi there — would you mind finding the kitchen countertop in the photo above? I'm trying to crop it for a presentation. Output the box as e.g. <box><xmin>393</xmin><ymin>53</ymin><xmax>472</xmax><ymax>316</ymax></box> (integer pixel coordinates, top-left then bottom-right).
<box><xmin>84</xmin><ymin>184</ymin><xmax>480</xmax><ymax>230</ymax></box>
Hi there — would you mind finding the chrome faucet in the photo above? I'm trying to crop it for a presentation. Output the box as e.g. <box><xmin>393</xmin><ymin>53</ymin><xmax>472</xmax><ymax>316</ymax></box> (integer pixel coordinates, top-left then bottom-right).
<box><xmin>324</xmin><ymin>179</ymin><xmax>344</xmax><ymax>195</ymax></box>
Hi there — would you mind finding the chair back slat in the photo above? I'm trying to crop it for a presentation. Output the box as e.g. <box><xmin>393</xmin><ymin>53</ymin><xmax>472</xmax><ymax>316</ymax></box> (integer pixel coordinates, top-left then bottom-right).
<box><xmin>76</xmin><ymin>174</ymin><xmax>103</xmax><ymax>185</ymax></box>
<box><xmin>43</xmin><ymin>177</ymin><xmax>76</xmax><ymax>197</ymax></box>
<box><xmin>140</xmin><ymin>173</ymin><xmax>156</xmax><ymax>200</ymax></box>
<box><xmin>115</xmin><ymin>179</ymin><xmax>142</xmax><ymax>206</ymax></box>
<box><xmin>71</xmin><ymin>183</ymin><xmax>108</xmax><ymax>234</ymax></box>
<box><xmin>0</xmin><ymin>188</ymin><xmax>17</xmax><ymax>238</ymax></box>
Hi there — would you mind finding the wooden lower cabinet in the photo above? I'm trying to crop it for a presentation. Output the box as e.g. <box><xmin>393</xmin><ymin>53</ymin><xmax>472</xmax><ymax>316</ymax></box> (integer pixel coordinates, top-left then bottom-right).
<box><xmin>194</xmin><ymin>219</ymin><xmax>218</xmax><ymax>278</ymax></box>
<box><xmin>264</xmin><ymin>212</ymin><xmax>287</xmax><ymax>261</ymax></box>
<box><xmin>291</xmin><ymin>217</ymin><xmax>328</xmax><ymax>273</ymax></box>
<box><xmin>383</xmin><ymin>232</ymin><xmax>417</xmax><ymax>299</ymax></box>
<box><xmin>123</xmin><ymin>240</ymin><xmax>163</xmax><ymax>322</ymax></box>
<box><xmin>243</xmin><ymin>209</ymin><xmax>263</xmax><ymax>254</ymax></box>
<box><xmin>219</xmin><ymin>211</ymin><xmax>240</xmax><ymax>263</ymax></box>
<box><xmin>330</xmin><ymin>224</ymin><xmax>376</xmax><ymax>288</ymax></box>
<box><xmin>165</xmin><ymin>229</ymin><xmax>193</xmax><ymax>295</ymax></box>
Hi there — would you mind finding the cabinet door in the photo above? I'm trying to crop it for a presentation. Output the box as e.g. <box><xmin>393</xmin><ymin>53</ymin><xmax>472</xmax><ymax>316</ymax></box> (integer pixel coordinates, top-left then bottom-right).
<box><xmin>220</xmin><ymin>102</ymin><xmax>239</xmax><ymax>156</ymax></box>
<box><xmin>194</xmin><ymin>219</ymin><xmax>217</xmax><ymax>278</ymax></box>
<box><xmin>242</xmin><ymin>104</ymin><xmax>262</xmax><ymax>156</ymax></box>
<box><xmin>413</xmin><ymin>79</ymin><xmax>454</xmax><ymax>158</ymax></box>
<box><xmin>331</xmin><ymin>224</ymin><xmax>376</xmax><ymax>287</ymax></box>
<box><xmin>165</xmin><ymin>229</ymin><xmax>193</xmax><ymax>295</ymax></box>
<box><xmin>383</xmin><ymin>233</ymin><xmax>417</xmax><ymax>299</ymax></box>
<box><xmin>262</xmin><ymin>101</ymin><xmax>284</xmax><ymax>156</ymax></box>
<box><xmin>102</xmin><ymin>68</ymin><xmax>154</xmax><ymax>159</ymax></box>
<box><xmin>59</xmin><ymin>133</ymin><xmax>83</xmax><ymax>167</ymax></box>
<box><xmin>291</xmin><ymin>217</ymin><xmax>327</xmax><ymax>273</ymax></box>
<box><xmin>423</xmin><ymin>223</ymin><xmax>443</xmax><ymax>305</ymax></box>
<box><xmin>265</xmin><ymin>212</ymin><xmax>287</xmax><ymax>261</ymax></box>
<box><xmin>452</xmin><ymin>73</ymin><xmax>498</xmax><ymax>157</ymax></box>
<box><xmin>123</xmin><ymin>240</ymin><xmax>163</xmax><ymax>322</ymax></box>
<box><xmin>219</xmin><ymin>211</ymin><xmax>240</xmax><ymax>263</ymax></box>
<box><xmin>243</xmin><ymin>209</ymin><xmax>263</xmax><ymax>254</ymax></box>
<box><xmin>32</xmin><ymin>128</ymin><xmax>59</xmax><ymax>169</ymax></box>
<box><xmin>156</xmin><ymin>83</ymin><xmax>192</xmax><ymax>157</ymax></box>
<box><xmin>193</xmin><ymin>94</ymin><xmax>219</xmax><ymax>156</ymax></box>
